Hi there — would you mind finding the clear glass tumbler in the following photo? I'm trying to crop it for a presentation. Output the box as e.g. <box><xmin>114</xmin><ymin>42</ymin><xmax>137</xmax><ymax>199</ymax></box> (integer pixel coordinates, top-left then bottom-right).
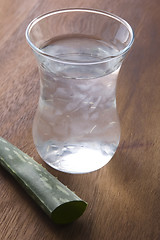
<box><xmin>26</xmin><ymin>8</ymin><xmax>134</xmax><ymax>174</ymax></box>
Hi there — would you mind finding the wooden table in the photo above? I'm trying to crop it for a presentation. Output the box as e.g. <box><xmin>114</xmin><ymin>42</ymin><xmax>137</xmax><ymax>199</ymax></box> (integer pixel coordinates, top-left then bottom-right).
<box><xmin>0</xmin><ymin>0</ymin><xmax>160</xmax><ymax>239</ymax></box>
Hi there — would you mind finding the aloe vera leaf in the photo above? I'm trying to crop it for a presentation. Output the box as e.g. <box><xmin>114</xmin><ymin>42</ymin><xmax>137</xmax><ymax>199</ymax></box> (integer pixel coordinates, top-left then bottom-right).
<box><xmin>0</xmin><ymin>137</ymin><xmax>87</xmax><ymax>224</ymax></box>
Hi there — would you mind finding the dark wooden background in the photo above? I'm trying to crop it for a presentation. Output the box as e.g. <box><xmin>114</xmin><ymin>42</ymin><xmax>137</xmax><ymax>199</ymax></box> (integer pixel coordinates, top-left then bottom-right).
<box><xmin>0</xmin><ymin>0</ymin><xmax>160</xmax><ymax>239</ymax></box>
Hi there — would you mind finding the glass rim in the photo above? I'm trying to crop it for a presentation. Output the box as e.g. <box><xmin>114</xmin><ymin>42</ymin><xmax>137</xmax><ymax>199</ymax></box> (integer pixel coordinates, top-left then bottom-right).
<box><xmin>25</xmin><ymin>8</ymin><xmax>134</xmax><ymax>65</ymax></box>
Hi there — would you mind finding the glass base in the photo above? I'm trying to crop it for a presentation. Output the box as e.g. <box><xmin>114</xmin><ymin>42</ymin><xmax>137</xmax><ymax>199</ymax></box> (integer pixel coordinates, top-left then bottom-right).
<box><xmin>36</xmin><ymin>141</ymin><xmax>118</xmax><ymax>174</ymax></box>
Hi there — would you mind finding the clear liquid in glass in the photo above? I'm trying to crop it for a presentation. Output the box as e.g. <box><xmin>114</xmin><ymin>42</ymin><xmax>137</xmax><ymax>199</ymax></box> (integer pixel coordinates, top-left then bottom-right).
<box><xmin>33</xmin><ymin>35</ymin><xmax>121</xmax><ymax>173</ymax></box>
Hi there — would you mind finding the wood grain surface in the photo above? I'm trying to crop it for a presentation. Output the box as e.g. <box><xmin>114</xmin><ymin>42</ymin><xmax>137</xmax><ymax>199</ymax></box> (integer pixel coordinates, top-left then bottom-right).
<box><xmin>0</xmin><ymin>0</ymin><xmax>160</xmax><ymax>239</ymax></box>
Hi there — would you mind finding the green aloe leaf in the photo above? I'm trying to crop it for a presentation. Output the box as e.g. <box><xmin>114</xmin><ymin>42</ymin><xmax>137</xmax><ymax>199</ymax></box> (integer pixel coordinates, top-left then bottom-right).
<box><xmin>0</xmin><ymin>137</ymin><xmax>87</xmax><ymax>224</ymax></box>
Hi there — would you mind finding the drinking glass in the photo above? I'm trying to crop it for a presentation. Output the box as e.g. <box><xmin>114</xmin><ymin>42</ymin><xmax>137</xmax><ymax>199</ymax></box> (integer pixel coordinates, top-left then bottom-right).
<box><xmin>26</xmin><ymin>8</ymin><xmax>134</xmax><ymax>174</ymax></box>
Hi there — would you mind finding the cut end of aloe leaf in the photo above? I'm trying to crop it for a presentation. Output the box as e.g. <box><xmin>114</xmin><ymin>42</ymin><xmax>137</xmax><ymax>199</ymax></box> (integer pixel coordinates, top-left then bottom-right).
<box><xmin>51</xmin><ymin>200</ymin><xmax>88</xmax><ymax>224</ymax></box>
